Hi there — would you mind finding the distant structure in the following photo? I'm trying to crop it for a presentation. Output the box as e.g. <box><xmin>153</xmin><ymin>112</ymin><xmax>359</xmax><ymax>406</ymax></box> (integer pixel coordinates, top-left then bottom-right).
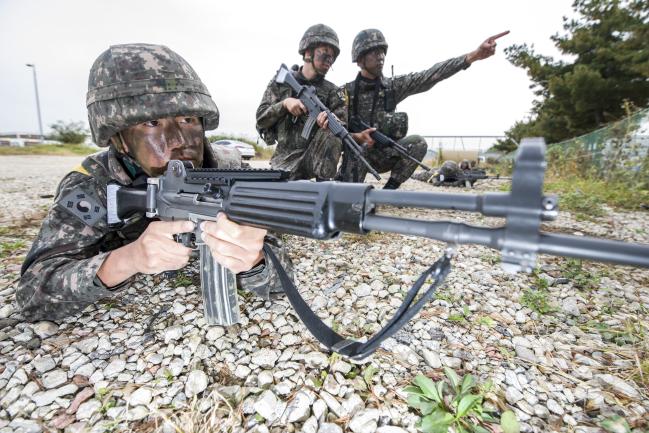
<box><xmin>0</xmin><ymin>132</ymin><xmax>45</xmax><ymax>147</ymax></box>
<box><xmin>422</xmin><ymin>135</ymin><xmax>506</xmax><ymax>164</ymax></box>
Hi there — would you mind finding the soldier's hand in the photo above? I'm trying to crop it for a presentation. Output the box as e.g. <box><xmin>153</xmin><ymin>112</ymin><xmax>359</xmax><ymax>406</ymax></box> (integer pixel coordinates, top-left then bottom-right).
<box><xmin>283</xmin><ymin>97</ymin><xmax>307</xmax><ymax>116</ymax></box>
<box><xmin>201</xmin><ymin>214</ymin><xmax>266</xmax><ymax>273</ymax></box>
<box><xmin>466</xmin><ymin>30</ymin><xmax>509</xmax><ymax>63</ymax></box>
<box><xmin>131</xmin><ymin>220</ymin><xmax>194</xmax><ymax>274</ymax></box>
<box><xmin>352</xmin><ymin>128</ymin><xmax>376</xmax><ymax>148</ymax></box>
<box><xmin>317</xmin><ymin>111</ymin><xmax>338</xmax><ymax>130</ymax></box>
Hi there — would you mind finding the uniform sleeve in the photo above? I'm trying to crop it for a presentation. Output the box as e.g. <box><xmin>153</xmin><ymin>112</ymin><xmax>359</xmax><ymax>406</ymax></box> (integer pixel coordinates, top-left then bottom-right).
<box><xmin>256</xmin><ymin>79</ymin><xmax>288</xmax><ymax>130</ymax></box>
<box><xmin>392</xmin><ymin>55</ymin><xmax>470</xmax><ymax>104</ymax></box>
<box><xmin>16</xmin><ymin>173</ymin><xmax>118</xmax><ymax>321</ymax></box>
<box><xmin>237</xmin><ymin>234</ymin><xmax>293</xmax><ymax>300</ymax></box>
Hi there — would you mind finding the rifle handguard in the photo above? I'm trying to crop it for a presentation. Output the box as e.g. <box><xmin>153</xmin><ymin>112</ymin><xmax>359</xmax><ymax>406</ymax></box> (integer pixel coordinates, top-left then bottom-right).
<box><xmin>225</xmin><ymin>181</ymin><xmax>373</xmax><ymax>239</ymax></box>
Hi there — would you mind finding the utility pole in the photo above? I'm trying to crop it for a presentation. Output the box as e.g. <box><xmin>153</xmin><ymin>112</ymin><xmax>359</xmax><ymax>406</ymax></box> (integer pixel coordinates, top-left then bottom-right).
<box><xmin>25</xmin><ymin>63</ymin><xmax>44</xmax><ymax>142</ymax></box>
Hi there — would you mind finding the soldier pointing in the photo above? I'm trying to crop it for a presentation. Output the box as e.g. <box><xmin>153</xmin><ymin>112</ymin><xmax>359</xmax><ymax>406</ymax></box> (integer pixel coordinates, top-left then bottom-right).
<box><xmin>340</xmin><ymin>29</ymin><xmax>509</xmax><ymax>189</ymax></box>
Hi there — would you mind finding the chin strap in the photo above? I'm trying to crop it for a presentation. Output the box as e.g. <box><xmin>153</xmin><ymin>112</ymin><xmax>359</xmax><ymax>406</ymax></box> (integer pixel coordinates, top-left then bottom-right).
<box><xmin>263</xmin><ymin>244</ymin><xmax>453</xmax><ymax>360</ymax></box>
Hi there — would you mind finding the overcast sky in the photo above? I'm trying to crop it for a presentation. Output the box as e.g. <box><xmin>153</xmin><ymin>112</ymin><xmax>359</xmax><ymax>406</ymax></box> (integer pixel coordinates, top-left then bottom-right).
<box><xmin>0</xmin><ymin>0</ymin><xmax>574</xmax><ymax>143</ymax></box>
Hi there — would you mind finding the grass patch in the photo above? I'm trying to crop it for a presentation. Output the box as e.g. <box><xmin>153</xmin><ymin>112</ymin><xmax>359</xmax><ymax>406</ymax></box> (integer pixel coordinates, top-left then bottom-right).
<box><xmin>560</xmin><ymin>258</ymin><xmax>601</xmax><ymax>290</ymax></box>
<box><xmin>545</xmin><ymin>177</ymin><xmax>649</xmax><ymax>214</ymax></box>
<box><xmin>0</xmin><ymin>240</ymin><xmax>26</xmax><ymax>258</ymax></box>
<box><xmin>0</xmin><ymin>144</ymin><xmax>97</xmax><ymax>156</ymax></box>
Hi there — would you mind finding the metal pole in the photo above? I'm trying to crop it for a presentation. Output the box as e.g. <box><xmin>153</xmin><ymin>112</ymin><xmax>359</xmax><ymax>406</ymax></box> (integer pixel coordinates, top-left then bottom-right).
<box><xmin>25</xmin><ymin>64</ymin><xmax>44</xmax><ymax>143</ymax></box>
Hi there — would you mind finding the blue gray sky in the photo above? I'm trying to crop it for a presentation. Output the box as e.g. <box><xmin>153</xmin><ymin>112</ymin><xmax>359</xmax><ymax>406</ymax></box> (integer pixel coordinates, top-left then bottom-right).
<box><xmin>0</xmin><ymin>0</ymin><xmax>574</xmax><ymax>142</ymax></box>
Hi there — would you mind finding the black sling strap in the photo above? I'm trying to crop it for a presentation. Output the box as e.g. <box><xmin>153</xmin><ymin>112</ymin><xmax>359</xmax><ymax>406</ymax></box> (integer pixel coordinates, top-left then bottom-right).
<box><xmin>263</xmin><ymin>244</ymin><xmax>452</xmax><ymax>360</ymax></box>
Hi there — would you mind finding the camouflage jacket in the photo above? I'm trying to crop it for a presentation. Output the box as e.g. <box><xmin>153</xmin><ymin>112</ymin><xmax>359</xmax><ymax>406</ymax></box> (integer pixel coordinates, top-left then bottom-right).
<box><xmin>255</xmin><ymin>67</ymin><xmax>347</xmax><ymax>171</ymax></box>
<box><xmin>344</xmin><ymin>55</ymin><xmax>470</xmax><ymax>139</ymax></box>
<box><xmin>17</xmin><ymin>147</ymin><xmax>290</xmax><ymax>321</ymax></box>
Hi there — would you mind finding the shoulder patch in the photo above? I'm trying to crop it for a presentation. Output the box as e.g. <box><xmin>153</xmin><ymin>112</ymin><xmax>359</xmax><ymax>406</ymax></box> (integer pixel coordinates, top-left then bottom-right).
<box><xmin>58</xmin><ymin>189</ymin><xmax>106</xmax><ymax>227</ymax></box>
<box><xmin>337</xmin><ymin>88</ymin><xmax>347</xmax><ymax>104</ymax></box>
<box><xmin>72</xmin><ymin>164</ymin><xmax>90</xmax><ymax>176</ymax></box>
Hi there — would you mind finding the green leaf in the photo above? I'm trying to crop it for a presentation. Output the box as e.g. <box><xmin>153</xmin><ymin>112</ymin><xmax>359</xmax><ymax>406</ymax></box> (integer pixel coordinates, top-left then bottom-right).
<box><xmin>404</xmin><ymin>385</ymin><xmax>426</xmax><ymax>396</ymax></box>
<box><xmin>456</xmin><ymin>394</ymin><xmax>482</xmax><ymax>418</ymax></box>
<box><xmin>414</xmin><ymin>375</ymin><xmax>443</xmax><ymax>404</ymax></box>
<box><xmin>420</xmin><ymin>400</ymin><xmax>435</xmax><ymax>416</ymax></box>
<box><xmin>600</xmin><ymin>415</ymin><xmax>631</xmax><ymax>433</ymax></box>
<box><xmin>470</xmin><ymin>425</ymin><xmax>492</xmax><ymax>433</ymax></box>
<box><xmin>500</xmin><ymin>410</ymin><xmax>520</xmax><ymax>433</ymax></box>
<box><xmin>444</xmin><ymin>367</ymin><xmax>461</xmax><ymax>392</ymax></box>
<box><xmin>407</xmin><ymin>394</ymin><xmax>424</xmax><ymax>409</ymax></box>
<box><xmin>421</xmin><ymin>412</ymin><xmax>454</xmax><ymax>433</ymax></box>
<box><xmin>460</xmin><ymin>374</ymin><xmax>477</xmax><ymax>395</ymax></box>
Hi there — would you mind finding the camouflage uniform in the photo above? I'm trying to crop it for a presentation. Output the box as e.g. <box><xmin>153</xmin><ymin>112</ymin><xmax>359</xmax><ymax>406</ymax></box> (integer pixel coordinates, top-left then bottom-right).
<box><xmin>341</xmin><ymin>29</ymin><xmax>471</xmax><ymax>186</ymax></box>
<box><xmin>17</xmin><ymin>43</ymin><xmax>292</xmax><ymax>321</ymax></box>
<box><xmin>256</xmin><ymin>25</ymin><xmax>346</xmax><ymax>180</ymax></box>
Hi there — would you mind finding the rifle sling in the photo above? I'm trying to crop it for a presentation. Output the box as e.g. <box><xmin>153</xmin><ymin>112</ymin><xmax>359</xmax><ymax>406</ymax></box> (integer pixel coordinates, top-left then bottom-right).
<box><xmin>263</xmin><ymin>244</ymin><xmax>452</xmax><ymax>360</ymax></box>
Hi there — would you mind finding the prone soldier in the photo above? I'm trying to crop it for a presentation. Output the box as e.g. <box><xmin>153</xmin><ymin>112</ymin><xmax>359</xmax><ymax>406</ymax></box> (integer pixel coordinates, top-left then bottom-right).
<box><xmin>17</xmin><ymin>43</ymin><xmax>291</xmax><ymax>320</ymax></box>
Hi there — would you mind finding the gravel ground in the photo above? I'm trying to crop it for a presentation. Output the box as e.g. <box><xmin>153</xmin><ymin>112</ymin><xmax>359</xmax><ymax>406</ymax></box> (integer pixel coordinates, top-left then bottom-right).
<box><xmin>0</xmin><ymin>155</ymin><xmax>648</xmax><ymax>433</ymax></box>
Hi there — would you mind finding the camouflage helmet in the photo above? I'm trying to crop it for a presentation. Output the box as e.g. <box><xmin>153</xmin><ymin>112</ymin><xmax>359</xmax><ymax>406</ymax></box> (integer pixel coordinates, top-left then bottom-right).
<box><xmin>86</xmin><ymin>43</ymin><xmax>220</xmax><ymax>147</ymax></box>
<box><xmin>459</xmin><ymin>159</ymin><xmax>471</xmax><ymax>170</ymax></box>
<box><xmin>439</xmin><ymin>161</ymin><xmax>460</xmax><ymax>180</ymax></box>
<box><xmin>298</xmin><ymin>24</ymin><xmax>340</xmax><ymax>58</ymax></box>
<box><xmin>352</xmin><ymin>29</ymin><xmax>388</xmax><ymax>62</ymax></box>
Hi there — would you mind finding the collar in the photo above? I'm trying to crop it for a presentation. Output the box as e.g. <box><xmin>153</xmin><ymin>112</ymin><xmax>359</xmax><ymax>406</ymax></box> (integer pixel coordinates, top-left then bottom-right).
<box><xmin>294</xmin><ymin>66</ymin><xmax>325</xmax><ymax>85</ymax></box>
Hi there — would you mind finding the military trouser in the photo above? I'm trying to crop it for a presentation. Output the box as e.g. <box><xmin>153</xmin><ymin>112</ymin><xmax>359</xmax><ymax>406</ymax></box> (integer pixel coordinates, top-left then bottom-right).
<box><xmin>270</xmin><ymin>129</ymin><xmax>342</xmax><ymax>181</ymax></box>
<box><xmin>338</xmin><ymin>134</ymin><xmax>428</xmax><ymax>184</ymax></box>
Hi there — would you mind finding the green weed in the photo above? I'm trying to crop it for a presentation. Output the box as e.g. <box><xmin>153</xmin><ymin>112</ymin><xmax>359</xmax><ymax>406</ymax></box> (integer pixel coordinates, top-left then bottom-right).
<box><xmin>405</xmin><ymin>368</ymin><xmax>519</xmax><ymax>433</ymax></box>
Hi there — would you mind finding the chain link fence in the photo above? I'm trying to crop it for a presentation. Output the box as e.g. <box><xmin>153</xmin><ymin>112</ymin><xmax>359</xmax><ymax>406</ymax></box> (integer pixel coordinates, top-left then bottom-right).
<box><xmin>545</xmin><ymin>107</ymin><xmax>649</xmax><ymax>189</ymax></box>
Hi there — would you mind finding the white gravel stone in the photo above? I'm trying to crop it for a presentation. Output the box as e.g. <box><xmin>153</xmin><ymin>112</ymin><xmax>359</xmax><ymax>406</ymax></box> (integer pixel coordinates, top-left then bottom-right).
<box><xmin>596</xmin><ymin>374</ymin><xmax>641</xmax><ymax>400</ymax></box>
<box><xmin>127</xmin><ymin>387</ymin><xmax>153</xmax><ymax>406</ymax></box>
<box><xmin>74</xmin><ymin>337</ymin><xmax>99</xmax><ymax>354</ymax></box>
<box><xmin>251</xmin><ymin>348</ymin><xmax>280</xmax><ymax>368</ymax></box>
<box><xmin>284</xmin><ymin>391</ymin><xmax>311</xmax><ymax>423</ymax></box>
<box><xmin>31</xmin><ymin>356</ymin><xmax>56</xmax><ymax>374</ymax></box>
<box><xmin>0</xmin><ymin>305</ymin><xmax>15</xmax><ymax>319</ymax></box>
<box><xmin>506</xmin><ymin>387</ymin><xmax>524</xmax><ymax>404</ymax></box>
<box><xmin>258</xmin><ymin>370</ymin><xmax>274</xmax><ymax>388</ymax></box>
<box><xmin>205</xmin><ymin>326</ymin><xmax>225</xmax><ymax>341</ymax></box>
<box><xmin>31</xmin><ymin>321</ymin><xmax>59</xmax><ymax>339</ymax></box>
<box><xmin>103</xmin><ymin>359</ymin><xmax>126</xmax><ymax>378</ymax></box>
<box><xmin>184</xmin><ymin>370</ymin><xmax>208</xmax><ymax>398</ymax></box>
<box><xmin>422</xmin><ymin>349</ymin><xmax>442</xmax><ymax>368</ymax></box>
<box><xmin>349</xmin><ymin>408</ymin><xmax>380</xmax><ymax>433</ymax></box>
<box><xmin>546</xmin><ymin>398</ymin><xmax>564</xmax><ymax>416</ymax></box>
<box><xmin>253</xmin><ymin>390</ymin><xmax>281</xmax><ymax>422</ymax></box>
<box><xmin>76</xmin><ymin>399</ymin><xmax>101</xmax><ymax>420</ymax></box>
<box><xmin>164</xmin><ymin>326</ymin><xmax>183</xmax><ymax>343</ymax></box>
<box><xmin>41</xmin><ymin>370</ymin><xmax>67</xmax><ymax>389</ymax></box>
<box><xmin>377</xmin><ymin>427</ymin><xmax>409</xmax><ymax>433</ymax></box>
<box><xmin>318</xmin><ymin>423</ymin><xmax>343</xmax><ymax>433</ymax></box>
<box><xmin>304</xmin><ymin>352</ymin><xmax>329</xmax><ymax>368</ymax></box>
<box><xmin>234</xmin><ymin>364</ymin><xmax>251</xmax><ymax>378</ymax></box>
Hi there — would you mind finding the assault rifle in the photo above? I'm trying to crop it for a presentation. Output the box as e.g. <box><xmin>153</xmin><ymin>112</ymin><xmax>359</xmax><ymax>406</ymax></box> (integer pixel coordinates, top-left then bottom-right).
<box><xmin>274</xmin><ymin>64</ymin><xmax>381</xmax><ymax>180</ymax></box>
<box><xmin>349</xmin><ymin>116</ymin><xmax>432</xmax><ymax>171</ymax></box>
<box><xmin>106</xmin><ymin>138</ymin><xmax>649</xmax><ymax>360</ymax></box>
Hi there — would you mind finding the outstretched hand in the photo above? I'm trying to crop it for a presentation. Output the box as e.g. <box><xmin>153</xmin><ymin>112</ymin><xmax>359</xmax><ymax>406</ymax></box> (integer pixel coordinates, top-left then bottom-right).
<box><xmin>466</xmin><ymin>30</ymin><xmax>509</xmax><ymax>64</ymax></box>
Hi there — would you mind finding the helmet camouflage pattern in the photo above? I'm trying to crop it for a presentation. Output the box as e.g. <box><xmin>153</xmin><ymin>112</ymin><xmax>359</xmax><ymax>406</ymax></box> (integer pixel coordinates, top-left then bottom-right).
<box><xmin>298</xmin><ymin>24</ymin><xmax>340</xmax><ymax>58</ymax></box>
<box><xmin>459</xmin><ymin>159</ymin><xmax>471</xmax><ymax>170</ymax></box>
<box><xmin>86</xmin><ymin>43</ymin><xmax>220</xmax><ymax>147</ymax></box>
<box><xmin>352</xmin><ymin>29</ymin><xmax>388</xmax><ymax>62</ymax></box>
<box><xmin>439</xmin><ymin>160</ymin><xmax>460</xmax><ymax>180</ymax></box>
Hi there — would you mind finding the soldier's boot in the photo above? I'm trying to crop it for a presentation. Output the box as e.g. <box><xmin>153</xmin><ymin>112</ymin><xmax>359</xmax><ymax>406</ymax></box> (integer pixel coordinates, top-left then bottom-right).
<box><xmin>383</xmin><ymin>178</ymin><xmax>402</xmax><ymax>190</ymax></box>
